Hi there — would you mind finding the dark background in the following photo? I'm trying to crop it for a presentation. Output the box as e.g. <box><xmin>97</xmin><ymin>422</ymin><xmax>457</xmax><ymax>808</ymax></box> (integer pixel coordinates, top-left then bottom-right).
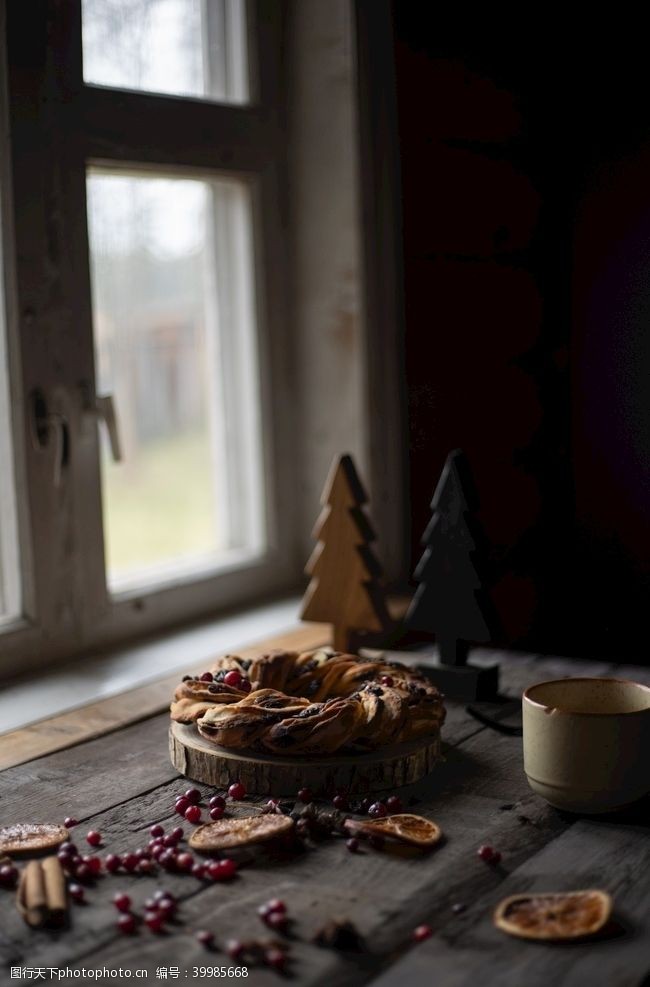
<box><xmin>392</xmin><ymin>7</ymin><xmax>650</xmax><ymax>659</ymax></box>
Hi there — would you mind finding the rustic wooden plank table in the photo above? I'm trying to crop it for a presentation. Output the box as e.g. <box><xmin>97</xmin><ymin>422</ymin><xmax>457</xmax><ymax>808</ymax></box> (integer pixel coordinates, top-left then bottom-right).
<box><xmin>1</xmin><ymin>643</ymin><xmax>649</xmax><ymax>987</ymax></box>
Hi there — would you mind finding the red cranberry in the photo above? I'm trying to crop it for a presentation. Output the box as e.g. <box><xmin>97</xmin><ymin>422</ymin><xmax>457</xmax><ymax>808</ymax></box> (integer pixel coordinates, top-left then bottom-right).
<box><xmin>267</xmin><ymin>898</ymin><xmax>286</xmax><ymax>913</ymax></box>
<box><xmin>192</xmin><ymin>863</ymin><xmax>207</xmax><ymax>879</ymax></box>
<box><xmin>117</xmin><ymin>913</ymin><xmax>137</xmax><ymax>935</ymax></box>
<box><xmin>412</xmin><ymin>924</ymin><xmax>432</xmax><ymax>942</ymax></box>
<box><xmin>0</xmin><ymin>864</ymin><xmax>18</xmax><ymax>887</ymax></box>
<box><xmin>75</xmin><ymin>863</ymin><xmax>92</xmax><ymax>883</ymax></box>
<box><xmin>346</xmin><ymin>838</ymin><xmax>359</xmax><ymax>853</ymax></box>
<box><xmin>477</xmin><ymin>844</ymin><xmax>501</xmax><ymax>863</ymax></box>
<box><xmin>185</xmin><ymin>787</ymin><xmax>202</xmax><ymax>805</ymax></box>
<box><xmin>144</xmin><ymin>911</ymin><xmax>164</xmax><ymax>933</ymax></box>
<box><xmin>60</xmin><ymin>841</ymin><xmax>77</xmax><ymax>854</ymax></box>
<box><xmin>227</xmin><ymin>940</ymin><xmax>244</xmax><ymax>961</ymax></box>
<box><xmin>209</xmin><ymin>806</ymin><xmax>224</xmax><ymax>821</ymax></box>
<box><xmin>265</xmin><ymin>911</ymin><xmax>287</xmax><ymax>931</ymax></box>
<box><xmin>208</xmin><ymin>858</ymin><xmax>237</xmax><ymax>881</ymax></box>
<box><xmin>228</xmin><ymin>781</ymin><xmax>246</xmax><ymax>800</ymax></box>
<box><xmin>157</xmin><ymin>898</ymin><xmax>176</xmax><ymax>920</ymax></box>
<box><xmin>171</xmin><ymin>826</ymin><xmax>184</xmax><ymax>841</ymax></box>
<box><xmin>239</xmin><ymin>679</ymin><xmax>252</xmax><ymax>694</ymax></box>
<box><xmin>150</xmin><ymin>824</ymin><xmax>164</xmax><ymax>838</ymax></box>
<box><xmin>386</xmin><ymin>795</ymin><xmax>403</xmax><ymax>813</ymax></box>
<box><xmin>68</xmin><ymin>882</ymin><xmax>84</xmax><ymax>902</ymax></box>
<box><xmin>185</xmin><ymin>805</ymin><xmax>201</xmax><ymax>824</ymax></box>
<box><xmin>159</xmin><ymin>850</ymin><xmax>177</xmax><ymax>871</ymax></box>
<box><xmin>151</xmin><ymin>845</ymin><xmax>166</xmax><ymax>861</ymax></box>
<box><xmin>209</xmin><ymin>795</ymin><xmax>226</xmax><ymax>810</ymax></box>
<box><xmin>84</xmin><ymin>856</ymin><xmax>102</xmax><ymax>875</ymax></box>
<box><xmin>380</xmin><ymin>675</ymin><xmax>394</xmax><ymax>687</ymax></box>
<box><xmin>154</xmin><ymin>889</ymin><xmax>175</xmax><ymax>903</ymax></box>
<box><xmin>265</xmin><ymin>948</ymin><xmax>286</xmax><ymax>970</ymax></box>
<box><xmin>137</xmin><ymin>859</ymin><xmax>155</xmax><ymax>875</ymax></box>
<box><xmin>122</xmin><ymin>853</ymin><xmax>139</xmax><ymax>873</ymax></box>
<box><xmin>359</xmin><ymin>797</ymin><xmax>372</xmax><ymax>814</ymax></box>
<box><xmin>200</xmin><ymin>671</ymin><xmax>214</xmax><ymax>682</ymax></box>
<box><xmin>196</xmin><ymin>929</ymin><xmax>214</xmax><ymax>946</ymax></box>
<box><xmin>223</xmin><ymin>669</ymin><xmax>243</xmax><ymax>688</ymax></box>
<box><xmin>175</xmin><ymin>797</ymin><xmax>190</xmax><ymax>816</ymax></box>
<box><xmin>332</xmin><ymin>795</ymin><xmax>347</xmax><ymax>810</ymax></box>
<box><xmin>368</xmin><ymin>801</ymin><xmax>388</xmax><ymax>818</ymax></box>
<box><xmin>64</xmin><ymin>817</ymin><xmax>79</xmax><ymax>828</ymax></box>
<box><xmin>297</xmin><ymin>787</ymin><xmax>313</xmax><ymax>803</ymax></box>
<box><xmin>113</xmin><ymin>892</ymin><xmax>132</xmax><ymax>912</ymax></box>
<box><xmin>176</xmin><ymin>852</ymin><xmax>194</xmax><ymax>872</ymax></box>
<box><xmin>104</xmin><ymin>853</ymin><xmax>121</xmax><ymax>873</ymax></box>
<box><xmin>86</xmin><ymin>830</ymin><xmax>102</xmax><ymax>847</ymax></box>
<box><xmin>163</xmin><ymin>834</ymin><xmax>177</xmax><ymax>848</ymax></box>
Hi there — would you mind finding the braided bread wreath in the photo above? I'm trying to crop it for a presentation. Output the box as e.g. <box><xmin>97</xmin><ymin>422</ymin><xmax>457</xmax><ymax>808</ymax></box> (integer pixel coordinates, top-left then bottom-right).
<box><xmin>170</xmin><ymin>649</ymin><xmax>446</xmax><ymax>756</ymax></box>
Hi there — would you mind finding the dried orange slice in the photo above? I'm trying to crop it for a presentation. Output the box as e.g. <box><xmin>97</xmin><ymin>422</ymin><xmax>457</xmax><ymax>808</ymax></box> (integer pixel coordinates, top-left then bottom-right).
<box><xmin>189</xmin><ymin>814</ymin><xmax>294</xmax><ymax>853</ymax></box>
<box><xmin>344</xmin><ymin>813</ymin><xmax>442</xmax><ymax>848</ymax></box>
<box><xmin>0</xmin><ymin>824</ymin><xmax>69</xmax><ymax>856</ymax></box>
<box><xmin>494</xmin><ymin>890</ymin><xmax>612</xmax><ymax>940</ymax></box>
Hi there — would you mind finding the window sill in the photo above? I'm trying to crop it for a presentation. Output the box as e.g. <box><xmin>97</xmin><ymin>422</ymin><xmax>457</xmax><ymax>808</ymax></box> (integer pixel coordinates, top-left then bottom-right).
<box><xmin>0</xmin><ymin>596</ymin><xmax>309</xmax><ymax>736</ymax></box>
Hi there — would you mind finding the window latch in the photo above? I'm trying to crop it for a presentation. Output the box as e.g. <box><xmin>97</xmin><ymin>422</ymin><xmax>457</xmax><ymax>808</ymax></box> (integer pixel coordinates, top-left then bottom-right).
<box><xmin>80</xmin><ymin>388</ymin><xmax>122</xmax><ymax>462</ymax></box>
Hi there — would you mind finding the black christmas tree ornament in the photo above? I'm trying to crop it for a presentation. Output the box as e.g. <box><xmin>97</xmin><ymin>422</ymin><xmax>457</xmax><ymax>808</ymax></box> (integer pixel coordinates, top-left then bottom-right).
<box><xmin>404</xmin><ymin>449</ymin><xmax>500</xmax><ymax>700</ymax></box>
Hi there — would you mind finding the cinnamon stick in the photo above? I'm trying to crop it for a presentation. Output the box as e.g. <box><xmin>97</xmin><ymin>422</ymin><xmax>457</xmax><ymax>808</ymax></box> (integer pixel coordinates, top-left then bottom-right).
<box><xmin>42</xmin><ymin>856</ymin><xmax>67</xmax><ymax>926</ymax></box>
<box><xmin>17</xmin><ymin>860</ymin><xmax>47</xmax><ymax>927</ymax></box>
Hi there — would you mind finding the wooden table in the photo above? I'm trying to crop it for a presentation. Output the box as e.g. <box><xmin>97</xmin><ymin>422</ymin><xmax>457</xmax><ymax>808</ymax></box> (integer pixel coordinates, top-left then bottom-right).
<box><xmin>1</xmin><ymin>636</ymin><xmax>649</xmax><ymax>987</ymax></box>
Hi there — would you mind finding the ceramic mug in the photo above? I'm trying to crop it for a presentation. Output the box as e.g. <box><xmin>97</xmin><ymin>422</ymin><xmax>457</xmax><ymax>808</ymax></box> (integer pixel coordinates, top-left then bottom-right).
<box><xmin>522</xmin><ymin>677</ymin><xmax>650</xmax><ymax>813</ymax></box>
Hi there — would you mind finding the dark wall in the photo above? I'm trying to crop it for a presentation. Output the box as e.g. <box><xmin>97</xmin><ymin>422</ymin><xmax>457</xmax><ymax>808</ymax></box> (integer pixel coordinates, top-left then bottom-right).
<box><xmin>393</xmin><ymin>8</ymin><xmax>650</xmax><ymax>659</ymax></box>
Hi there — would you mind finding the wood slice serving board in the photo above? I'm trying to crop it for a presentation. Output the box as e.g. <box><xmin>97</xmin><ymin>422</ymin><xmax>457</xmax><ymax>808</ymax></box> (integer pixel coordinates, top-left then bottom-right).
<box><xmin>169</xmin><ymin>721</ymin><xmax>441</xmax><ymax>796</ymax></box>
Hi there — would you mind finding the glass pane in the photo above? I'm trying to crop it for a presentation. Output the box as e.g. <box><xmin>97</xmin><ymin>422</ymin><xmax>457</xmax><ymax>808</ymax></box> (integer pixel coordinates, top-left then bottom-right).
<box><xmin>86</xmin><ymin>169</ymin><xmax>265</xmax><ymax>592</ymax></box>
<box><xmin>82</xmin><ymin>0</ymin><xmax>249</xmax><ymax>104</ymax></box>
<box><xmin>0</xmin><ymin>181</ymin><xmax>20</xmax><ymax>621</ymax></box>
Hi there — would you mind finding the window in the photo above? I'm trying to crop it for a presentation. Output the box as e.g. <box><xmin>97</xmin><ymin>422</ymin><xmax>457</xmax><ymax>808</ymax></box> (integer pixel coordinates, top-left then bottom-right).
<box><xmin>0</xmin><ymin>0</ymin><xmax>292</xmax><ymax>672</ymax></box>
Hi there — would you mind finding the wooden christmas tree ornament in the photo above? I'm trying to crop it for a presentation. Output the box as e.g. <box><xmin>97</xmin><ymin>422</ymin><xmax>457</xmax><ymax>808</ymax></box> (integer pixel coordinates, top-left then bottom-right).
<box><xmin>404</xmin><ymin>449</ymin><xmax>499</xmax><ymax>700</ymax></box>
<box><xmin>300</xmin><ymin>454</ymin><xmax>390</xmax><ymax>652</ymax></box>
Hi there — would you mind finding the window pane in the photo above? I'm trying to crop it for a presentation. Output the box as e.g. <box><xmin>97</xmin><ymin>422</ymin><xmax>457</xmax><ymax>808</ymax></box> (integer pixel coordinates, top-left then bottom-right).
<box><xmin>86</xmin><ymin>169</ymin><xmax>265</xmax><ymax>592</ymax></box>
<box><xmin>0</xmin><ymin>191</ymin><xmax>20</xmax><ymax>621</ymax></box>
<box><xmin>82</xmin><ymin>0</ymin><xmax>249</xmax><ymax>104</ymax></box>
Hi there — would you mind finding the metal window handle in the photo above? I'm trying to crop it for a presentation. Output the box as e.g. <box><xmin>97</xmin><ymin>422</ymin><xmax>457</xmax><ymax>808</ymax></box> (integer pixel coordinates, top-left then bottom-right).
<box><xmin>47</xmin><ymin>413</ymin><xmax>67</xmax><ymax>488</ymax></box>
<box><xmin>92</xmin><ymin>394</ymin><xmax>122</xmax><ymax>462</ymax></box>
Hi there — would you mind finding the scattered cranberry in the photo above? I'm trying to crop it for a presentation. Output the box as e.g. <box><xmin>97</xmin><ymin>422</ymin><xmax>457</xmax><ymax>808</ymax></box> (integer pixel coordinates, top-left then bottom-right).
<box><xmin>151</xmin><ymin>845</ymin><xmax>166</xmax><ymax>861</ymax></box>
<box><xmin>239</xmin><ymin>679</ymin><xmax>252</xmax><ymax>694</ymax></box>
<box><xmin>267</xmin><ymin>898</ymin><xmax>286</xmax><ymax>913</ymax></box>
<box><xmin>297</xmin><ymin>787</ymin><xmax>313</xmax><ymax>803</ymax></box>
<box><xmin>137</xmin><ymin>859</ymin><xmax>155</xmax><ymax>875</ymax></box>
<box><xmin>223</xmin><ymin>669</ymin><xmax>244</xmax><ymax>688</ymax></box>
<box><xmin>346</xmin><ymin>838</ymin><xmax>359</xmax><ymax>853</ymax></box>
<box><xmin>113</xmin><ymin>892</ymin><xmax>132</xmax><ymax>912</ymax></box>
<box><xmin>60</xmin><ymin>841</ymin><xmax>77</xmax><ymax>855</ymax></box>
<box><xmin>412</xmin><ymin>924</ymin><xmax>432</xmax><ymax>942</ymax></box>
<box><xmin>228</xmin><ymin>781</ymin><xmax>246</xmax><ymax>800</ymax></box>
<box><xmin>265</xmin><ymin>948</ymin><xmax>286</xmax><ymax>971</ymax></box>
<box><xmin>122</xmin><ymin>853</ymin><xmax>139</xmax><ymax>873</ymax></box>
<box><xmin>332</xmin><ymin>795</ymin><xmax>347</xmax><ymax>810</ymax></box>
<box><xmin>84</xmin><ymin>856</ymin><xmax>102</xmax><ymax>875</ymax></box>
<box><xmin>227</xmin><ymin>940</ymin><xmax>244</xmax><ymax>961</ymax></box>
<box><xmin>157</xmin><ymin>898</ymin><xmax>176</xmax><ymax>920</ymax></box>
<box><xmin>185</xmin><ymin>787</ymin><xmax>201</xmax><ymax>805</ymax></box>
<box><xmin>265</xmin><ymin>911</ymin><xmax>288</xmax><ymax>932</ymax></box>
<box><xmin>144</xmin><ymin>911</ymin><xmax>164</xmax><ymax>933</ymax></box>
<box><xmin>0</xmin><ymin>864</ymin><xmax>18</xmax><ymax>887</ymax></box>
<box><xmin>208</xmin><ymin>858</ymin><xmax>237</xmax><ymax>881</ymax></box>
<box><xmin>185</xmin><ymin>805</ymin><xmax>201</xmax><ymax>824</ymax></box>
<box><xmin>196</xmin><ymin>929</ymin><xmax>214</xmax><ymax>947</ymax></box>
<box><xmin>359</xmin><ymin>797</ymin><xmax>372</xmax><ymax>814</ymax></box>
<box><xmin>175</xmin><ymin>797</ymin><xmax>190</xmax><ymax>816</ymax></box>
<box><xmin>150</xmin><ymin>824</ymin><xmax>164</xmax><ymax>838</ymax></box>
<box><xmin>154</xmin><ymin>889</ymin><xmax>175</xmax><ymax>903</ymax></box>
<box><xmin>477</xmin><ymin>844</ymin><xmax>501</xmax><ymax>864</ymax></box>
<box><xmin>368</xmin><ymin>801</ymin><xmax>388</xmax><ymax>818</ymax></box>
<box><xmin>176</xmin><ymin>852</ymin><xmax>194</xmax><ymax>872</ymax></box>
<box><xmin>75</xmin><ymin>863</ymin><xmax>92</xmax><ymax>883</ymax></box>
<box><xmin>163</xmin><ymin>834</ymin><xmax>177</xmax><ymax>848</ymax></box>
<box><xmin>117</xmin><ymin>913</ymin><xmax>137</xmax><ymax>935</ymax></box>
<box><xmin>192</xmin><ymin>863</ymin><xmax>207</xmax><ymax>880</ymax></box>
<box><xmin>209</xmin><ymin>806</ymin><xmax>224</xmax><ymax>821</ymax></box>
<box><xmin>68</xmin><ymin>882</ymin><xmax>84</xmax><ymax>902</ymax></box>
<box><xmin>159</xmin><ymin>850</ymin><xmax>177</xmax><ymax>871</ymax></box>
<box><xmin>86</xmin><ymin>830</ymin><xmax>102</xmax><ymax>847</ymax></box>
<box><xmin>380</xmin><ymin>675</ymin><xmax>394</xmax><ymax>687</ymax></box>
<box><xmin>209</xmin><ymin>795</ymin><xmax>226</xmax><ymax>810</ymax></box>
<box><xmin>134</xmin><ymin>848</ymin><xmax>149</xmax><ymax>861</ymax></box>
<box><xmin>386</xmin><ymin>795</ymin><xmax>403</xmax><ymax>814</ymax></box>
<box><xmin>171</xmin><ymin>826</ymin><xmax>184</xmax><ymax>841</ymax></box>
<box><xmin>64</xmin><ymin>817</ymin><xmax>79</xmax><ymax>828</ymax></box>
<box><xmin>105</xmin><ymin>853</ymin><xmax>121</xmax><ymax>873</ymax></box>
<box><xmin>200</xmin><ymin>671</ymin><xmax>214</xmax><ymax>682</ymax></box>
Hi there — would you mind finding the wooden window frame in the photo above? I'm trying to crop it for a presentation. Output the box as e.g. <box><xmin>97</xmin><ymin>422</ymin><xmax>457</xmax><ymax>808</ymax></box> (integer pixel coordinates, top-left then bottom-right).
<box><xmin>0</xmin><ymin>0</ymin><xmax>297</xmax><ymax>675</ymax></box>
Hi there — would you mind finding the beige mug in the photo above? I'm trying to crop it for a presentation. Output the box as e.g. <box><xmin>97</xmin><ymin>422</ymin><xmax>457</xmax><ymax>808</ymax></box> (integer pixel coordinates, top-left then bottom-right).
<box><xmin>522</xmin><ymin>677</ymin><xmax>650</xmax><ymax>813</ymax></box>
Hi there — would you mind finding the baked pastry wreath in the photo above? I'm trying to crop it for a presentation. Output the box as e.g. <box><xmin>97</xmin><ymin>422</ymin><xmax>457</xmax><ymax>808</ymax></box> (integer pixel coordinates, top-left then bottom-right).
<box><xmin>171</xmin><ymin>649</ymin><xmax>445</xmax><ymax>756</ymax></box>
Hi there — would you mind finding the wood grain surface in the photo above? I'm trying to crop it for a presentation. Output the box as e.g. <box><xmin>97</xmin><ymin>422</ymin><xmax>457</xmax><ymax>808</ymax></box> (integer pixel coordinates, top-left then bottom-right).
<box><xmin>1</xmin><ymin>650</ymin><xmax>649</xmax><ymax>986</ymax></box>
